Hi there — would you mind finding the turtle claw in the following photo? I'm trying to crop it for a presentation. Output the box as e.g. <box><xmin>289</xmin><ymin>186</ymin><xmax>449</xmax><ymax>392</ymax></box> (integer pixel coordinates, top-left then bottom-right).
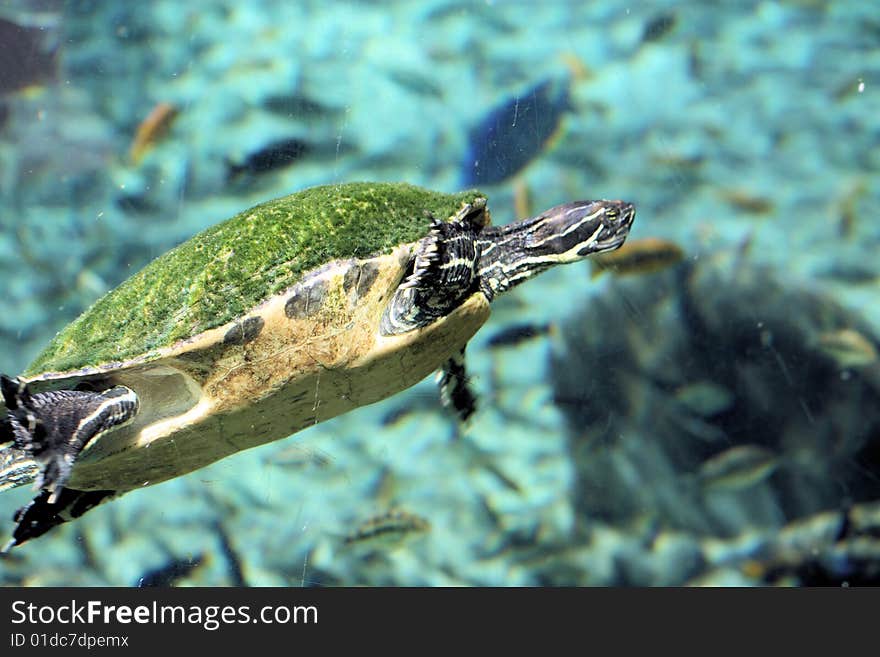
<box><xmin>0</xmin><ymin>416</ymin><xmax>13</xmax><ymax>451</ymax></box>
<box><xmin>1</xmin><ymin>374</ymin><xmax>26</xmax><ymax>407</ymax></box>
<box><xmin>437</xmin><ymin>347</ymin><xmax>478</xmax><ymax>424</ymax></box>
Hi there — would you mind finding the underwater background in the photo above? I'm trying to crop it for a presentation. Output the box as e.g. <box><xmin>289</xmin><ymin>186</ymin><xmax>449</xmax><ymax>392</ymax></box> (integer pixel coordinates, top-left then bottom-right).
<box><xmin>0</xmin><ymin>0</ymin><xmax>878</xmax><ymax>586</ymax></box>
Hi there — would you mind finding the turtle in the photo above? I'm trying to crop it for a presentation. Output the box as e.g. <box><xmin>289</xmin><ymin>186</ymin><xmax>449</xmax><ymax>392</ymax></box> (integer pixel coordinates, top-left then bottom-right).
<box><xmin>0</xmin><ymin>182</ymin><xmax>634</xmax><ymax>549</ymax></box>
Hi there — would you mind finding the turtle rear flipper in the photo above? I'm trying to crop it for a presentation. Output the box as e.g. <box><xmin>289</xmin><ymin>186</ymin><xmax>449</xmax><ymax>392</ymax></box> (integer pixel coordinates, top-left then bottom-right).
<box><xmin>0</xmin><ymin>375</ymin><xmax>138</xmax><ymax>503</ymax></box>
<box><xmin>3</xmin><ymin>488</ymin><xmax>116</xmax><ymax>552</ymax></box>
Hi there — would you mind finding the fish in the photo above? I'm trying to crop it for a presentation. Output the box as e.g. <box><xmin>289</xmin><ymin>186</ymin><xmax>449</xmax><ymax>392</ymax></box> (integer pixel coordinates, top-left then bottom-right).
<box><xmin>460</xmin><ymin>76</ymin><xmax>570</xmax><ymax>186</ymax></box>
<box><xmin>641</xmin><ymin>12</ymin><xmax>677</xmax><ymax>43</ymax></box>
<box><xmin>674</xmin><ymin>381</ymin><xmax>734</xmax><ymax>417</ymax></box>
<box><xmin>849</xmin><ymin>501</ymin><xmax>880</xmax><ymax>535</ymax></box>
<box><xmin>649</xmin><ymin>153</ymin><xmax>705</xmax><ymax>169</ymax></box>
<box><xmin>816</xmin><ymin>262</ymin><xmax>878</xmax><ymax>285</ymax></box>
<box><xmin>343</xmin><ymin>509</ymin><xmax>430</xmax><ymax>549</ymax></box>
<box><xmin>486</xmin><ymin>322</ymin><xmax>554</xmax><ymax>349</ymax></box>
<box><xmin>590</xmin><ymin>237</ymin><xmax>684</xmax><ymax>278</ymax></box>
<box><xmin>215</xmin><ymin>520</ymin><xmax>247</xmax><ymax>587</ymax></box>
<box><xmin>381</xmin><ymin>405</ymin><xmax>418</xmax><ymax>427</ymax></box>
<box><xmin>833</xmin><ymin>76</ymin><xmax>866</xmax><ymax>102</ymax></box>
<box><xmin>226</xmin><ymin>137</ymin><xmax>311</xmax><ymax>181</ymax></box>
<box><xmin>835</xmin><ymin>179</ymin><xmax>867</xmax><ymax>239</ymax></box>
<box><xmin>380</xmin><ymin>392</ymin><xmax>444</xmax><ymax>427</ymax></box>
<box><xmin>270</xmin><ymin>444</ymin><xmax>333</xmax><ymax>469</ymax></box>
<box><xmin>262</xmin><ymin>93</ymin><xmax>340</xmax><ymax>118</ymax></box>
<box><xmin>116</xmin><ymin>193</ymin><xmax>160</xmax><ymax>215</ymax></box>
<box><xmin>129</xmin><ymin>102</ymin><xmax>179</xmax><ymax>165</ymax></box>
<box><xmin>387</xmin><ymin>68</ymin><xmax>444</xmax><ymax>98</ymax></box>
<box><xmin>558</xmin><ymin>52</ymin><xmax>592</xmax><ymax>82</ymax></box>
<box><xmin>136</xmin><ymin>553</ymin><xmax>206</xmax><ymax>587</ymax></box>
<box><xmin>816</xmin><ymin>329</ymin><xmax>878</xmax><ymax>369</ymax></box>
<box><xmin>513</xmin><ymin>179</ymin><xmax>533</xmax><ymax>219</ymax></box>
<box><xmin>0</xmin><ymin>16</ymin><xmax>57</xmax><ymax>95</ymax></box>
<box><xmin>696</xmin><ymin>445</ymin><xmax>779</xmax><ymax>493</ymax></box>
<box><xmin>719</xmin><ymin>189</ymin><xmax>775</xmax><ymax>215</ymax></box>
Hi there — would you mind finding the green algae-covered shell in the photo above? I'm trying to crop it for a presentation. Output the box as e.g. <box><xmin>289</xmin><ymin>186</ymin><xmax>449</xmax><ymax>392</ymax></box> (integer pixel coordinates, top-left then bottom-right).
<box><xmin>26</xmin><ymin>182</ymin><xmax>482</xmax><ymax>377</ymax></box>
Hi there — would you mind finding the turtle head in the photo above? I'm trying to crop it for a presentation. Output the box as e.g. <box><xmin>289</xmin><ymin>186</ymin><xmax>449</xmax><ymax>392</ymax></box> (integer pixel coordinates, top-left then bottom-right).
<box><xmin>476</xmin><ymin>199</ymin><xmax>635</xmax><ymax>298</ymax></box>
<box><xmin>380</xmin><ymin>197</ymin><xmax>635</xmax><ymax>335</ymax></box>
<box><xmin>523</xmin><ymin>199</ymin><xmax>634</xmax><ymax>261</ymax></box>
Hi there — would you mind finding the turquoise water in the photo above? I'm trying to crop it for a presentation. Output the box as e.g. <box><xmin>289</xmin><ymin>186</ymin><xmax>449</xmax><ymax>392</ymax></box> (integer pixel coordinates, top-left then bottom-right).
<box><xmin>0</xmin><ymin>0</ymin><xmax>878</xmax><ymax>586</ymax></box>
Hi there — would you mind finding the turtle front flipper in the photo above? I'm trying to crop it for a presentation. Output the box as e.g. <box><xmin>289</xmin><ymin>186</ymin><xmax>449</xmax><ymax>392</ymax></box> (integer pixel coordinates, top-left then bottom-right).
<box><xmin>380</xmin><ymin>202</ymin><xmax>486</xmax><ymax>336</ymax></box>
<box><xmin>4</xmin><ymin>487</ymin><xmax>116</xmax><ymax>551</ymax></box>
<box><xmin>0</xmin><ymin>375</ymin><xmax>138</xmax><ymax>503</ymax></box>
<box><xmin>437</xmin><ymin>347</ymin><xmax>478</xmax><ymax>423</ymax></box>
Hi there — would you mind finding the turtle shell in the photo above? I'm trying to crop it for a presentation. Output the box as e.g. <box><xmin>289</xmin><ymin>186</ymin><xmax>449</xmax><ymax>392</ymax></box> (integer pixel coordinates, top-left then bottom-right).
<box><xmin>27</xmin><ymin>182</ymin><xmax>484</xmax><ymax>378</ymax></box>
<box><xmin>18</xmin><ymin>182</ymin><xmax>492</xmax><ymax>491</ymax></box>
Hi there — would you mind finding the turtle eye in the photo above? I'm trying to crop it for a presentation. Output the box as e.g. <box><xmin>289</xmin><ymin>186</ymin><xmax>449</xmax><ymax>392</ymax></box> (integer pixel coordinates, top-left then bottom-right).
<box><xmin>605</xmin><ymin>208</ymin><xmax>619</xmax><ymax>220</ymax></box>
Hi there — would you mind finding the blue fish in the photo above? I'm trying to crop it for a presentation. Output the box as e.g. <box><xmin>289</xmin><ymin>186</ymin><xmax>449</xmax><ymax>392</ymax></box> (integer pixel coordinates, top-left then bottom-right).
<box><xmin>461</xmin><ymin>77</ymin><xmax>570</xmax><ymax>186</ymax></box>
